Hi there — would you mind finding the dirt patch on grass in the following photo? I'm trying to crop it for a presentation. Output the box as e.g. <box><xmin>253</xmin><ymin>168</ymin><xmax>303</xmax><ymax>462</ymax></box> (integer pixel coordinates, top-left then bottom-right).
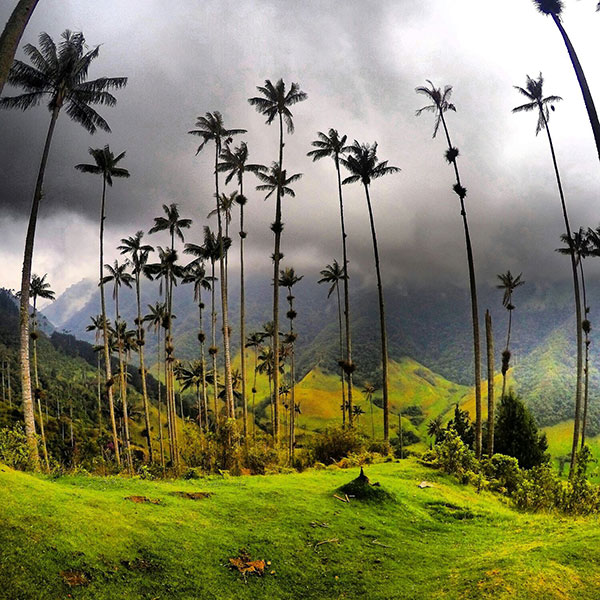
<box><xmin>60</xmin><ymin>570</ymin><xmax>89</xmax><ymax>587</ymax></box>
<box><xmin>124</xmin><ymin>495</ymin><xmax>162</xmax><ymax>505</ymax></box>
<box><xmin>171</xmin><ymin>491</ymin><xmax>212</xmax><ymax>500</ymax></box>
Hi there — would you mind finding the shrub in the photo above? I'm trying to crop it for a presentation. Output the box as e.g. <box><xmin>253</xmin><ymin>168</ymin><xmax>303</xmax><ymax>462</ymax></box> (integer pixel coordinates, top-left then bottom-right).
<box><xmin>310</xmin><ymin>427</ymin><xmax>366</xmax><ymax>465</ymax></box>
<box><xmin>482</xmin><ymin>454</ymin><xmax>523</xmax><ymax>494</ymax></box>
<box><xmin>0</xmin><ymin>424</ymin><xmax>36</xmax><ymax>470</ymax></box>
<box><xmin>512</xmin><ymin>464</ymin><xmax>560</xmax><ymax>511</ymax></box>
<box><xmin>422</xmin><ymin>428</ymin><xmax>477</xmax><ymax>479</ymax></box>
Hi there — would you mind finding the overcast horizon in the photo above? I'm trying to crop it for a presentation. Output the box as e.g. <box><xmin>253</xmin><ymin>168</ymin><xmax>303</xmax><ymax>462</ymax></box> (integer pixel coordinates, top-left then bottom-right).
<box><xmin>1</xmin><ymin>0</ymin><xmax>600</xmax><ymax>306</ymax></box>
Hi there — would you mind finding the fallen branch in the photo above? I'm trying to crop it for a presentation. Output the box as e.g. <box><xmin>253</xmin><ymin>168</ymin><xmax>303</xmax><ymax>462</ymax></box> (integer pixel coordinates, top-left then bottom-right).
<box><xmin>371</xmin><ymin>539</ymin><xmax>391</xmax><ymax>548</ymax></box>
<box><xmin>313</xmin><ymin>538</ymin><xmax>339</xmax><ymax>550</ymax></box>
<box><xmin>333</xmin><ymin>494</ymin><xmax>348</xmax><ymax>503</ymax></box>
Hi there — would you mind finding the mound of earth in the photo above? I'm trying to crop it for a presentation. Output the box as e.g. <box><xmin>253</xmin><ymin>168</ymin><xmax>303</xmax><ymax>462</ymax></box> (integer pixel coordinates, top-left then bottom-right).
<box><xmin>337</xmin><ymin>467</ymin><xmax>394</xmax><ymax>503</ymax></box>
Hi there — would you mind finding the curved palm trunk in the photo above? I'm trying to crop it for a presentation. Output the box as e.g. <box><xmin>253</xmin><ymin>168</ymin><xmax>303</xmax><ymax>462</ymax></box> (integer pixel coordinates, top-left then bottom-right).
<box><xmin>541</xmin><ymin>112</ymin><xmax>583</xmax><ymax>477</ymax></box>
<box><xmin>99</xmin><ymin>176</ymin><xmax>120</xmax><ymax>466</ymax></box>
<box><xmin>156</xmin><ymin>328</ymin><xmax>165</xmax><ymax>472</ymax></box>
<box><xmin>19</xmin><ymin>105</ymin><xmax>62</xmax><ymax>469</ymax></box>
<box><xmin>197</xmin><ymin>293</ymin><xmax>209</xmax><ymax>433</ymax></box>
<box><xmin>115</xmin><ymin>292</ymin><xmax>133</xmax><ymax>473</ymax></box>
<box><xmin>550</xmin><ymin>14</ymin><xmax>600</xmax><ymax>165</ymax></box>
<box><xmin>31</xmin><ymin>300</ymin><xmax>49</xmax><ymax>471</ymax></box>
<box><xmin>335</xmin><ymin>282</ymin><xmax>347</xmax><ymax>427</ymax></box>
<box><xmin>0</xmin><ymin>0</ymin><xmax>39</xmax><ymax>96</ymax></box>
<box><xmin>485</xmin><ymin>310</ymin><xmax>495</xmax><ymax>456</ymax></box>
<box><xmin>135</xmin><ymin>276</ymin><xmax>153</xmax><ymax>462</ymax></box>
<box><xmin>363</xmin><ymin>183</ymin><xmax>390</xmax><ymax>441</ymax></box>
<box><xmin>239</xmin><ymin>178</ymin><xmax>248</xmax><ymax>438</ymax></box>
<box><xmin>210</xmin><ymin>258</ymin><xmax>219</xmax><ymax>429</ymax></box>
<box><xmin>579</xmin><ymin>260</ymin><xmax>590</xmax><ymax>449</ymax></box>
<box><xmin>335</xmin><ymin>156</ymin><xmax>353</xmax><ymax>426</ymax></box>
<box><xmin>213</xmin><ymin>143</ymin><xmax>235</xmax><ymax>418</ymax></box>
<box><xmin>439</xmin><ymin>113</ymin><xmax>482</xmax><ymax>459</ymax></box>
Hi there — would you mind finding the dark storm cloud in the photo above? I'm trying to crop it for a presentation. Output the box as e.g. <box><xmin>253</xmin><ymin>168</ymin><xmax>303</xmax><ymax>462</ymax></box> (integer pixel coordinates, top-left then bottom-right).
<box><xmin>1</xmin><ymin>0</ymin><xmax>599</xmax><ymax>296</ymax></box>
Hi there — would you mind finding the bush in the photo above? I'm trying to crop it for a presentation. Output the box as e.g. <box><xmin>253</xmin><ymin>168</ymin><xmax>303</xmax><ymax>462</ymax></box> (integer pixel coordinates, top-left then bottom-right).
<box><xmin>310</xmin><ymin>427</ymin><xmax>366</xmax><ymax>465</ymax></box>
<box><xmin>512</xmin><ymin>464</ymin><xmax>561</xmax><ymax>511</ymax></box>
<box><xmin>0</xmin><ymin>424</ymin><xmax>37</xmax><ymax>470</ymax></box>
<box><xmin>422</xmin><ymin>428</ymin><xmax>477</xmax><ymax>479</ymax></box>
<box><xmin>482</xmin><ymin>454</ymin><xmax>523</xmax><ymax>494</ymax></box>
<box><xmin>242</xmin><ymin>441</ymin><xmax>281</xmax><ymax>475</ymax></box>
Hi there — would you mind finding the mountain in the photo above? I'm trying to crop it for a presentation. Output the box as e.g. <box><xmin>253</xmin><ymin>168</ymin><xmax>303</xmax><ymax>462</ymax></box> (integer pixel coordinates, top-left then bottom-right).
<box><xmin>41</xmin><ymin>278</ymin><xmax>96</xmax><ymax>330</ymax></box>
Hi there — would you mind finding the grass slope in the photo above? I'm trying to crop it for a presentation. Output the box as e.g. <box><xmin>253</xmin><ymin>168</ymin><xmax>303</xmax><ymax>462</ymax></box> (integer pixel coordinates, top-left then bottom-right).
<box><xmin>2</xmin><ymin>460</ymin><xmax>600</xmax><ymax>599</ymax></box>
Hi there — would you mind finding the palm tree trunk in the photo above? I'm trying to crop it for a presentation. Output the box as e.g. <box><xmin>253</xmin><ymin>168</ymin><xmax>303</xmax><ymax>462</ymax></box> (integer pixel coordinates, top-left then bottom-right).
<box><xmin>96</xmin><ymin>352</ymin><xmax>102</xmax><ymax>430</ymax></box>
<box><xmin>0</xmin><ymin>0</ymin><xmax>39</xmax><ymax>96</ymax></box>
<box><xmin>335</xmin><ymin>283</ymin><xmax>347</xmax><ymax>427</ymax></box>
<box><xmin>501</xmin><ymin>308</ymin><xmax>513</xmax><ymax>400</ymax></box>
<box><xmin>439</xmin><ymin>112</ymin><xmax>482</xmax><ymax>459</ymax></box>
<box><xmin>239</xmin><ymin>178</ymin><xmax>248</xmax><ymax>438</ymax></box>
<box><xmin>252</xmin><ymin>347</ymin><xmax>258</xmax><ymax>437</ymax></box>
<box><xmin>551</xmin><ymin>14</ymin><xmax>600</xmax><ymax>165</ymax></box>
<box><xmin>115</xmin><ymin>292</ymin><xmax>133</xmax><ymax>474</ymax></box>
<box><xmin>156</xmin><ymin>329</ymin><xmax>165</xmax><ymax>472</ymax></box>
<box><xmin>289</xmin><ymin>304</ymin><xmax>296</xmax><ymax>460</ymax></box>
<box><xmin>363</xmin><ymin>183</ymin><xmax>390</xmax><ymax>441</ymax></box>
<box><xmin>335</xmin><ymin>156</ymin><xmax>353</xmax><ymax>426</ymax></box>
<box><xmin>18</xmin><ymin>104</ymin><xmax>61</xmax><ymax>470</ymax></box>
<box><xmin>272</xmin><ymin>112</ymin><xmax>285</xmax><ymax>444</ymax></box>
<box><xmin>31</xmin><ymin>302</ymin><xmax>49</xmax><ymax>471</ymax></box>
<box><xmin>135</xmin><ymin>276</ymin><xmax>153</xmax><ymax>462</ymax></box>
<box><xmin>541</xmin><ymin>114</ymin><xmax>583</xmax><ymax>478</ymax></box>
<box><xmin>210</xmin><ymin>259</ymin><xmax>219</xmax><ymax>429</ymax></box>
<box><xmin>579</xmin><ymin>260</ymin><xmax>590</xmax><ymax>449</ymax></box>
<box><xmin>485</xmin><ymin>309</ymin><xmax>495</xmax><ymax>456</ymax></box>
<box><xmin>214</xmin><ymin>143</ymin><xmax>235</xmax><ymax>418</ymax></box>
<box><xmin>198</xmin><ymin>296</ymin><xmax>209</xmax><ymax>433</ymax></box>
<box><xmin>99</xmin><ymin>176</ymin><xmax>120</xmax><ymax>466</ymax></box>
<box><xmin>166</xmin><ymin>244</ymin><xmax>179</xmax><ymax>466</ymax></box>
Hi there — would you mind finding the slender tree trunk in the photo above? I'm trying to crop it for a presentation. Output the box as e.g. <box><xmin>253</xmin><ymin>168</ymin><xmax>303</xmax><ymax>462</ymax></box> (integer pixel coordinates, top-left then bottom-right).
<box><xmin>198</xmin><ymin>295</ymin><xmax>209</xmax><ymax>433</ymax></box>
<box><xmin>363</xmin><ymin>183</ymin><xmax>390</xmax><ymax>441</ymax></box>
<box><xmin>541</xmin><ymin>114</ymin><xmax>583</xmax><ymax>478</ymax></box>
<box><xmin>135</xmin><ymin>276</ymin><xmax>153</xmax><ymax>462</ymax></box>
<box><xmin>335</xmin><ymin>156</ymin><xmax>353</xmax><ymax>426</ymax></box>
<box><xmin>501</xmin><ymin>307</ymin><xmax>513</xmax><ymax>400</ymax></box>
<box><xmin>398</xmin><ymin>412</ymin><xmax>404</xmax><ymax>459</ymax></box>
<box><xmin>99</xmin><ymin>176</ymin><xmax>120</xmax><ymax>466</ymax></box>
<box><xmin>551</xmin><ymin>14</ymin><xmax>600</xmax><ymax>165</ymax></box>
<box><xmin>7</xmin><ymin>360</ymin><xmax>11</xmax><ymax>409</ymax></box>
<box><xmin>166</xmin><ymin>238</ymin><xmax>179</xmax><ymax>466</ymax></box>
<box><xmin>19</xmin><ymin>105</ymin><xmax>62</xmax><ymax>469</ymax></box>
<box><xmin>485</xmin><ymin>310</ymin><xmax>495</xmax><ymax>456</ymax></box>
<box><xmin>579</xmin><ymin>260</ymin><xmax>590</xmax><ymax>449</ymax></box>
<box><xmin>0</xmin><ymin>0</ymin><xmax>39</xmax><ymax>96</ymax></box>
<box><xmin>439</xmin><ymin>113</ymin><xmax>482</xmax><ymax>459</ymax></box>
<box><xmin>214</xmin><ymin>143</ymin><xmax>234</xmax><ymax>418</ymax></box>
<box><xmin>31</xmin><ymin>301</ymin><xmax>49</xmax><ymax>471</ymax></box>
<box><xmin>239</xmin><ymin>178</ymin><xmax>248</xmax><ymax>438</ymax></box>
<box><xmin>210</xmin><ymin>259</ymin><xmax>219</xmax><ymax>429</ymax></box>
<box><xmin>272</xmin><ymin>113</ymin><xmax>285</xmax><ymax>443</ymax></box>
<box><xmin>115</xmin><ymin>292</ymin><xmax>133</xmax><ymax>474</ymax></box>
<box><xmin>96</xmin><ymin>352</ymin><xmax>102</xmax><ymax>430</ymax></box>
<box><xmin>288</xmin><ymin>297</ymin><xmax>296</xmax><ymax>460</ymax></box>
<box><xmin>156</xmin><ymin>329</ymin><xmax>165</xmax><ymax>472</ymax></box>
<box><xmin>336</xmin><ymin>283</ymin><xmax>346</xmax><ymax>427</ymax></box>
<box><xmin>252</xmin><ymin>347</ymin><xmax>258</xmax><ymax>437</ymax></box>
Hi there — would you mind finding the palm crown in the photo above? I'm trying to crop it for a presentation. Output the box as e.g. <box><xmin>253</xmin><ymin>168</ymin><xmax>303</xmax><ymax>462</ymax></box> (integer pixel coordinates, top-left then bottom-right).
<box><xmin>1</xmin><ymin>30</ymin><xmax>127</xmax><ymax>133</ymax></box>
<box><xmin>182</xmin><ymin>261</ymin><xmax>214</xmax><ymax>301</ymax></box>
<box><xmin>75</xmin><ymin>145</ymin><xmax>129</xmax><ymax>184</ymax></box>
<box><xmin>307</xmin><ymin>129</ymin><xmax>350</xmax><ymax>163</ymax></box>
<box><xmin>118</xmin><ymin>231</ymin><xmax>153</xmax><ymax>276</ymax></box>
<box><xmin>532</xmin><ymin>0</ymin><xmax>564</xmax><ymax>16</ymax></box>
<box><xmin>255</xmin><ymin>162</ymin><xmax>302</xmax><ymax>199</ymax></box>
<box><xmin>102</xmin><ymin>260</ymin><xmax>133</xmax><ymax>301</ymax></box>
<box><xmin>556</xmin><ymin>229</ymin><xmax>590</xmax><ymax>266</ymax></box>
<box><xmin>278</xmin><ymin>267</ymin><xmax>303</xmax><ymax>290</ymax></box>
<box><xmin>217</xmin><ymin>141</ymin><xmax>264</xmax><ymax>186</ymax></box>
<box><xmin>248</xmin><ymin>79</ymin><xmax>307</xmax><ymax>133</ymax></box>
<box><xmin>415</xmin><ymin>80</ymin><xmax>456</xmax><ymax>138</ymax></box>
<box><xmin>512</xmin><ymin>73</ymin><xmax>562</xmax><ymax>135</ymax></box>
<box><xmin>318</xmin><ymin>260</ymin><xmax>346</xmax><ymax>298</ymax></box>
<box><xmin>149</xmin><ymin>203</ymin><xmax>192</xmax><ymax>245</ymax></box>
<box><xmin>496</xmin><ymin>271</ymin><xmax>525</xmax><ymax>309</ymax></box>
<box><xmin>29</xmin><ymin>273</ymin><xmax>55</xmax><ymax>303</ymax></box>
<box><xmin>340</xmin><ymin>141</ymin><xmax>400</xmax><ymax>186</ymax></box>
<box><xmin>188</xmin><ymin>110</ymin><xmax>246</xmax><ymax>154</ymax></box>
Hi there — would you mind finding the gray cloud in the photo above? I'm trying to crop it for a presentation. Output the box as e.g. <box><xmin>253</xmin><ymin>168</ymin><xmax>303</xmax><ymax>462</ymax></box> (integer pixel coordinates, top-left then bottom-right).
<box><xmin>1</xmin><ymin>0</ymin><xmax>600</xmax><ymax>299</ymax></box>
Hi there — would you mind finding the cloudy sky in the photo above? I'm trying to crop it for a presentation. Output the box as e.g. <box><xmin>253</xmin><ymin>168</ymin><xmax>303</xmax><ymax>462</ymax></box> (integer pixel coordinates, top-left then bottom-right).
<box><xmin>1</xmin><ymin>0</ymin><xmax>599</xmax><ymax>305</ymax></box>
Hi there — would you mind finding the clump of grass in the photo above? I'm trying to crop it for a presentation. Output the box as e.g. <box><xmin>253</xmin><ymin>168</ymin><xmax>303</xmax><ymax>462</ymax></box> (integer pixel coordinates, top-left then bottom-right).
<box><xmin>337</xmin><ymin>467</ymin><xmax>394</xmax><ymax>503</ymax></box>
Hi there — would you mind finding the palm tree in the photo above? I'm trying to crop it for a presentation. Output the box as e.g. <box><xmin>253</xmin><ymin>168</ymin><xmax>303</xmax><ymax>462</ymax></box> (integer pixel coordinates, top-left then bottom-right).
<box><xmin>318</xmin><ymin>260</ymin><xmax>348</xmax><ymax>426</ymax></box>
<box><xmin>177</xmin><ymin>361</ymin><xmax>206</xmax><ymax>429</ymax></box>
<box><xmin>558</xmin><ymin>229</ymin><xmax>591</xmax><ymax>447</ymax></box>
<box><xmin>245</xmin><ymin>331</ymin><xmax>266</xmax><ymax>436</ymax></box>
<box><xmin>76</xmin><ymin>145</ymin><xmax>129</xmax><ymax>466</ymax></box>
<box><xmin>352</xmin><ymin>404</ymin><xmax>365</xmax><ymax>425</ymax></box>
<box><xmin>362</xmin><ymin>382</ymin><xmax>377</xmax><ymax>439</ymax></box>
<box><xmin>496</xmin><ymin>270</ymin><xmax>525</xmax><ymax>400</ymax></box>
<box><xmin>340</xmin><ymin>140</ymin><xmax>400</xmax><ymax>440</ymax></box>
<box><xmin>28</xmin><ymin>273</ymin><xmax>53</xmax><ymax>470</ymax></box>
<box><xmin>513</xmin><ymin>73</ymin><xmax>583</xmax><ymax>477</ymax></box>
<box><xmin>279</xmin><ymin>267</ymin><xmax>303</xmax><ymax>459</ymax></box>
<box><xmin>86</xmin><ymin>314</ymin><xmax>105</xmax><ymax>431</ymax></box>
<box><xmin>1</xmin><ymin>30</ymin><xmax>127</xmax><ymax>468</ymax></box>
<box><xmin>0</xmin><ymin>0</ymin><xmax>40</xmax><ymax>96</ymax></box>
<box><xmin>248</xmin><ymin>79</ymin><xmax>307</xmax><ymax>444</ymax></box>
<box><xmin>189</xmin><ymin>112</ymin><xmax>246</xmax><ymax>420</ymax></box>
<box><xmin>416</xmin><ymin>80</ymin><xmax>483</xmax><ymax>458</ymax></box>
<box><xmin>118</xmin><ymin>231</ymin><xmax>154</xmax><ymax>461</ymax></box>
<box><xmin>143</xmin><ymin>301</ymin><xmax>167</xmax><ymax>470</ymax></box>
<box><xmin>532</xmin><ymin>0</ymin><xmax>600</xmax><ymax>164</ymax></box>
<box><xmin>217</xmin><ymin>141</ymin><xmax>264</xmax><ymax>437</ymax></box>
<box><xmin>102</xmin><ymin>260</ymin><xmax>133</xmax><ymax>472</ymax></box>
<box><xmin>485</xmin><ymin>309</ymin><xmax>495</xmax><ymax>457</ymax></box>
<box><xmin>308</xmin><ymin>129</ymin><xmax>355</xmax><ymax>420</ymax></box>
<box><xmin>182</xmin><ymin>260</ymin><xmax>214</xmax><ymax>433</ymax></box>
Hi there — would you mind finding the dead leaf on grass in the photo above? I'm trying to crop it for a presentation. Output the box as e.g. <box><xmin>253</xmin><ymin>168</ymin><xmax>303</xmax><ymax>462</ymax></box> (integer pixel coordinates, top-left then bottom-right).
<box><xmin>60</xmin><ymin>570</ymin><xmax>88</xmax><ymax>587</ymax></box>
<box><xmin>172</xmin><ymin>491</ymin><xmax>212</xmax><ymax>500</ymax></box>
<box><xmin>124</xmin><ymin>495</ymin><xmax>162</xmax><ymax>505</ymax></box>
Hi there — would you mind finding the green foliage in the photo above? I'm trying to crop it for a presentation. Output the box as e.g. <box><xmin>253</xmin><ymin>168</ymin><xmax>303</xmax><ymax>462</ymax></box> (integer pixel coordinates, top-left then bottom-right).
<box><xmin>310</xmin><ymin>426</ymin><xmax>366</xmax><ymax>465</ymax></box>
<box><xmin>421</xmin><ymin>428</ymin><xmax>477</xmax><ymax>480</ymax></box>
<box><xmin>481</xmin><ymin>454</ymin><xmax>523</xmax><ymax>493</ymax></box>
<box><xmin>446</xmin><ymin>404</ymin><xmax>475</xmax><ymax>449</ymax></box>
<box><xmin>0</xmin><ymin>424</ymin><xmax>35</xmax><ymax>470</ymax></box>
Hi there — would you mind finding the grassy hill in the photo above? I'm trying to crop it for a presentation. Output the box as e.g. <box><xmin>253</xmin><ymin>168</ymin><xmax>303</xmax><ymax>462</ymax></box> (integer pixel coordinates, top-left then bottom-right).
<box><xmin>2</xmin><ymin>460</ymin><xmax>600</xmax><ymax>599</ymax></box>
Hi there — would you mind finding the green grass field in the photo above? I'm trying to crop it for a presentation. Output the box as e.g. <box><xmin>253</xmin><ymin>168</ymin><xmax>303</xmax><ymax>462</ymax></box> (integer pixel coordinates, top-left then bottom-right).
<box><xmin>2</xmin><ymin>460</ymin><xmax>600</xmax><ymax>599</ymax></box>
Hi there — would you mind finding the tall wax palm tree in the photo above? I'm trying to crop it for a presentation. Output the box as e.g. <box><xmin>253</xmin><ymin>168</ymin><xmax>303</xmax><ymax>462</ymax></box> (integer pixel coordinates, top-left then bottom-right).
<box><xmin>182</xmin><ymin>260</ymin><xmax>214</xmax><ymax>432</ymax></box>
<box><xmin>340</xmin><ymin>141</ymin><xmax>400</xmax><ymax>440</ymax></box>
<box><xmin>318</xmin><ymin>260</ymin><xmax>348</xmax><ymax>426</ymax></box>
<box><xmin>253</xmin><ymin>162</ymin><xmax>303</xmax><ymax>439</ymax></box>
<box><xmin>0</xmin><ymin>0</ymin><xmax>40</xmax><ymax>95</ymax></box>
<box><xmin>86</xmin><ymin>314</ymin><xmax>104</xmax><ymax>430</ymax></box>
<box><xmin>416</xmin><ymin>80</ymin><xmax>483</xmax><ymax>458</ymax></box>
<box><xmin>362</xmin><ymin>382</ymin><xmax>377</xmax><ymax>439</ymax></box>
<box><xmin>496</xmin><ymin>270</ymin><xmax>525</xmax><ymax>400</ymax></box>
<box><xmin>248</xmin><ymin>79</ymin><xmax>307</xmax><ymax>443</ymax></box>
<box><xmin>532</xmin><ymin>0</ymin><xmax>600</xmax><ymax>164</ymax></box>
<box><xmin>76</xmin><ymin>145</ymin><xmax>129</xmax><ymax>469</ymax></box>
<box><xmin>309</xmin><ymin>130</ymin><xmax>355</xmax><ymax>421</ymax></box>
<box><xmin>245</xmin><ymin>331</ymin><xmax>266</xmax><ymax>436</ymax></box>
<box><xmin>28</xmin><ymin>273</ymin><xmax>53</xmax><ymax>470</ymax></box>
<box><xmin>177</xmin><ymin>361</ymin><xmax>206</xmax><ymax>429</ymax></box>
<box><xmin>102</xmin><ymin>259</ymin><xmax>133</xmax><ymax>472</ymax></box>
<box><xmin>143</xmin><ymin>301</ymin><xmax>167</xmax><ymax>470</ymax></box>
<box><xmin>513</xmin><ymin>73</ymin><xmax>582</xmax><ymax>476</ymax></box>
<box><xmin>352</xmin><ymin>404</ymin><xmax>365</xmax><ymax>425</ymax></box>
<box><xmin>217</xmin><ymin>141</ymin><xmax>264</xmax><ymax>437</ymax></box>
<box><xmin>558</xmin><ymin>229</ymin><xmax>591</xmax><ymax>447</ymax></box>
<box><xmin>118</xmin><ymin>231</ymin><xmax>154</xmax><ymax>461</ymax></box>
<box><xmin>189</xmin><ymin>112</ymin><xmax>246</xmax><ymax>420</ymax></box>
<box><xmin>1</xmin><ymin>30</ymin><xmax>127</xmax><ymax>468</ymax></box>
<box><xmin>279</xmin><ymin>267</ymin><xmax>303</xmax><ymax>459</ymax></box>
